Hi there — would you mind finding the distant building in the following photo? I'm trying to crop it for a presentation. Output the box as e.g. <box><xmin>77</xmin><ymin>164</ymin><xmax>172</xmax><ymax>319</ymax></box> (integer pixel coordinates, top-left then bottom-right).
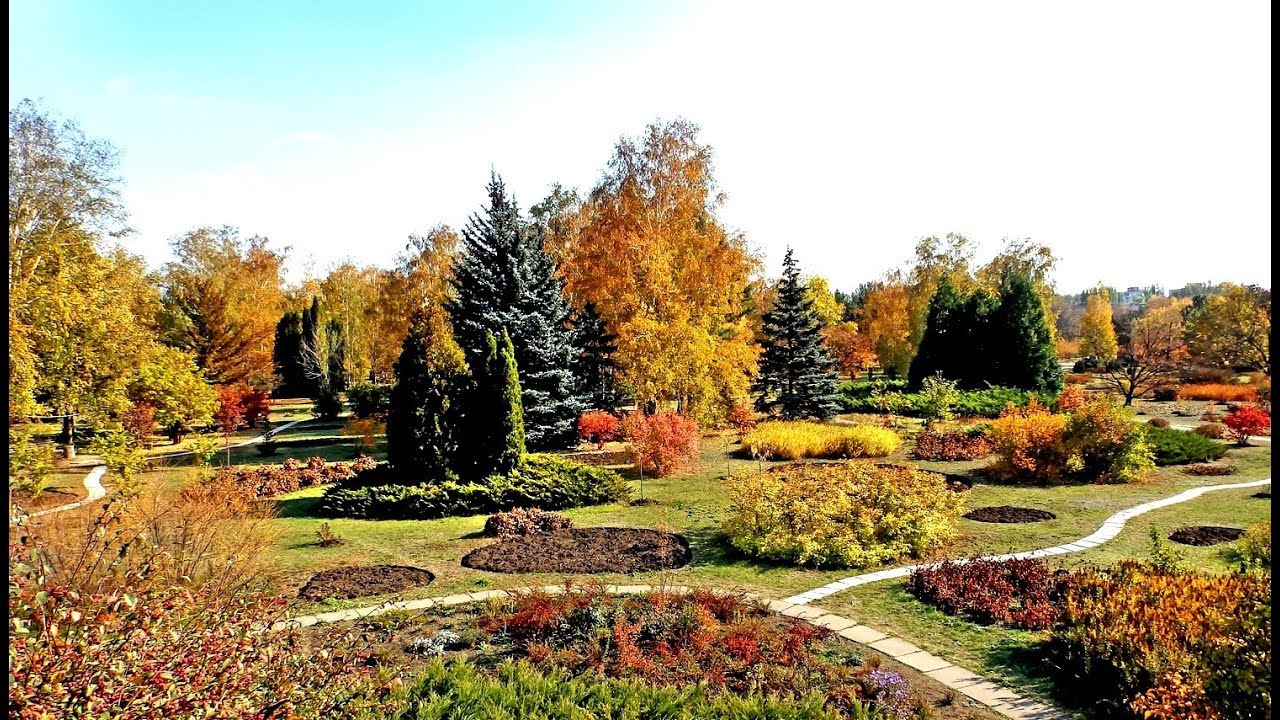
<box><xmin>1115</xmin><ymin>286</ymin><xmax>1148</xmax><ymax>308</ymax></box>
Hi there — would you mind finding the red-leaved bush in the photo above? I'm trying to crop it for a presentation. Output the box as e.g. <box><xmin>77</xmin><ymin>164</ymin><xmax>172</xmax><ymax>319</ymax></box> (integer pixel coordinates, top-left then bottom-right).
<box><xmin>214</xmin><ymin>385</ymin><xmax>246</xmax><ymax>432</ymax></box>
<box><xmin>621</xmin><ymin>412</ymin><xmax>700</xmax><ymax>477</ymax></box>
<box><xmin>577</xmin><ymin>411</ymin><xmax>622</xmax><ymax>449</ymax></box>
<box><xmin>239</xmin><ymin>386</ymin><xmax>272</xmax><ymax>427</ymax></box>
<box><xmin>1223</xmin><ymin>406</ymin><xmax>1271</xmax><ymax>445</ymax></box>
<box><xmin>911</xmin><ymin>430</ymin><xmax>992</xmax><ymax>461</ymax></box>
<box><xmin>205</xmin><ymin>455</ymin><xmax>376</xmax><ymax>500</ymax></box>
<box><xmin>727</xmin><ymin>405</ymin><xmax>758</xmax><ymax>438</ymax></box>
<box><xmin>483</xmin><ymin>507</ymin><xmax>573</xmax><ymax>538</ymax></box>
<box><xmin>906</xmin><ymin>557</ymin><xmax>1070</xmax><ymax>630</ymax></box>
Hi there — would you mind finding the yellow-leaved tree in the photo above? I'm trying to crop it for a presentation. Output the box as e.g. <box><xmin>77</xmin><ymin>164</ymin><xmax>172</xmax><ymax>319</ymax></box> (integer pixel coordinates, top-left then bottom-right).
<box><xmin>1079</xmin><ymin>285</ymin><xmax>1118</xmax><ymax>361</ymax></box>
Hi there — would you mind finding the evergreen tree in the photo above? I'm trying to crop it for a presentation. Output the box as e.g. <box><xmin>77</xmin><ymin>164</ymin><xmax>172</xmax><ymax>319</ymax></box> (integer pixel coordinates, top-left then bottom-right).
<box><xmin>752</xmin><ymin>248</ymin><xmax>843</xmax><ymax>419</ymax></box>
<box><xmin>446</xmin><ymin>173</ymin><xmax>584</xmax><ymax>450</ymax></box>
<box><xmin>300</xmin><ymin>296</ymin><xmax>324</xmax><ymax>397</ymax></box>
<box><xmin>386</xmin><ymin>307</ymin><xmax>468</xmax><ymax>479</ymax></box>
<box><xmin>272</xmin><ymin>310</ymin><xmax>306</xmax><ymax>397</ymax></box>
<box><xmin>989</xmin><ymin>273</ymin><xmax>1063</xmax><ymax>393</ymax></box>
<box><xmin>908</xmin><ymin>278</ymin><xmax>964</xmax><ymax>388</ymax></box>
<box><xmin>465</xmin><ymin>330</ymin><xmax>526</xmax><ymax>478</ymax></box>
<box><xmin>953</xmin><ymin>288</ymin><xmax>999</xmax><ymax>388</ymax></box>
<box><xmin>570</xmin><ymin>301</ymin><xmax>619</xmax><ymax>410</ymax></box>
<box><xmin>324</xmin><ymin>318</ymin><xmax>347</xmax><ymax>392</ymax></box>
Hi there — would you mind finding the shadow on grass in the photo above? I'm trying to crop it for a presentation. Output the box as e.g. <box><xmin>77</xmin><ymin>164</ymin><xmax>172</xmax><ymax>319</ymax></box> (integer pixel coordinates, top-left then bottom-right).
<box><xmin>275</xmin><ymin>495</ymin><xmax>325</xmax><ymax>518</ymax></box>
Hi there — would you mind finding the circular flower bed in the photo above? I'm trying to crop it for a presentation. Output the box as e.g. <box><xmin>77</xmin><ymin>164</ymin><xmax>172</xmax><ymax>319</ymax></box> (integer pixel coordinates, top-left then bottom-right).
<box><xmin>1167</xmin><ymin>526</ymin><xmax>1245</xmax><ymax>546</ymax></box>
<box><xmin>299</xmin><ymin>565</ymin><xmax>435</xmax><ymax>600</ymax></box>
<box><xmin>962</xmin><ymin>506</ymin><xmax>1056</xmax><ymax>523</ymax></box>
<box><xmin>461</xmin><ymin>527</ymin><xmax>690</xmax><ymax>574</ymax></box>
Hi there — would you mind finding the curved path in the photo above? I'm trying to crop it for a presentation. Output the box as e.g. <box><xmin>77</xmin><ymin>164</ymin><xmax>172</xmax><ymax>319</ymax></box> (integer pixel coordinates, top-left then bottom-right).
<box><xmin>784</xmin><ymin>476</ymin><xmax>1272</xmax><ymax>605</ymax></box>
<box><xmin>272</xmin><ymin>584</ymin><xmax>1067</xmax><ymax>720</ymax></box>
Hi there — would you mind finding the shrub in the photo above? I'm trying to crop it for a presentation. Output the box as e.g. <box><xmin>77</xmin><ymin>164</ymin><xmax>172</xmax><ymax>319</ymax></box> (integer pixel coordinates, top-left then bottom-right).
<box><xmin>987</xmin><ymin>398</ymin><xmax>1154</xmax><ymax>485</ymax></box>
<box><xmin>1223</xmin><ymin>406</ymin><xmax>1271</xmax><ymax>445</ymax></box>
<box><xmin>1051</xmin><ymin>564</ymin><xmax>1271</xmax><ymax>720</ymax></box>
<box><xmin>723</xmin><ymin>462</ymin><xmax>961</xmax><ymax>568</ymax></box>
<box><xmin>8</xmin><ymin>428</ymin><xmax>56</xmax><ymax>499</ymax></box>
<box><xmin>89</xmin><ymin>430</ymin><xmax>147</xmax><ymax>491</ymax></box>
<box><xmin>918</xmin><ymin>374</ymin><xmax>960</xmax><ymax>426</ymax></box>
<box><xmin>1072</xmin><ymin>356</ymin><xmax>1103</xmax><ymax>373</ymax></box>
<box><xmin>316</xmin><ymin>522</ymin><xmax>345</xmax><ymax>547</ymax></box>
<box><xmin>313</xmin><ymin>383</ymin><xmax>344</xmax><ymax>420</ymax></box>
<box><xmin>120</xmin><ymin>402</ymin><xmax>157</xmax><ymax>447</ymax></box>
<box><xmin>319</xmin><ymin>454</ymin><xmax>630</xmax><ymax>520</ymax></box>
<box><xmin>577</xmin><ymin>411</ymin><xmax>622</xmax><ymax>449</ymax></box>
<box><xmin>1181</xmin><ymin>462</ymin><xmax>1235</xmax><ymax>476</ymax></box>
<box><xmin>1056</xmin><ymin>385</ymin><xmax>1088</xmax><ymax>411</ymax></box>
<box><xmin>742</xmin><ymin>422</ymin><xmax>901</xmax><ymax>461</ymax></box>
<box><xmin>1146</xmin><ymin>417</ymin><xmax>1170</xmax><ymax>428</ymax></box>
<box><xmin>484</xmin><ymin>508</ymin><xmax>573</xmax><ymax>538</ymax></box>
<box><xmin>727</xmin><ymin>404</ymin><xmax>758</xmax><ymax>438</ymax></box>
<box><xmin>1065</xmin><ymin>372</ymin><xmax>1094</xmax><ymax>385</ymax></box>
<box><xmin>214</xmin><ymin>385</ymin><xmax>246</xmax><ymax>432</ymax></box>
<box><xmin>1238</xmin><ymin>522</ymin><xmax>1270</xmax><ymax>567</ymax></box>
<box><xmin>621</xmin><ymin>412</ymin><xmax>700</xmax><ymax>477</ymax></box>
<box><xmin>841</xmin><ymin>381</ymin><xmax>1047</xmax><ymax>419</ymax></box>
<box><xmin>906</xmin><ymin>558</ymin><xmax>1069</xmax><ymax>630</ymax></box>
<box><xmin>204</xmin><ymin>455</ymin><xmax>375</xmax><ymax>500</ymax></box>
<box><xmin>911</xmin><ymin>429</ymin><xmax>992</xmax><ymax>461</ymax></box>
<box><xmin>1151</xmin><ymin>385</ymin><xmax>1179</xmax><ymax>401</ymax></box>
<box><xmin>1144</xmin><ymin>426</ymin><xmax>1227</xmax><ymax>466</ymax></box>
<box><xmin>187</xmin><ymin>433</ymin><xmax>220</xmax><ymax>467</ymax></box>
<box><xmin>238</xmin><ymin>386</ymin><xmax>271</xmax><ymax>427</ymax></box>
<box><xmin>1193</xmin><ymin>422</ymin><xmax>1227</xmax><ymax>439</ymax></box>
<box><xmin>1177</xmin><ymin>383</ymin><xmax>1258</xmax><ymax>403</ymax></box>
<box><xmin>343</xmin><ymin>417</ymin><xmax>384</xmax><ymax>455</ymax></box>
<box><xmin>1179</xmin><ymin>366</ymin><xmax>1235</xmax><ymax>385</ymax></box>
<box><xmin>347</xmin><ymin>382</ymin><xmax>390</xmax><ymax>419</ymax></box>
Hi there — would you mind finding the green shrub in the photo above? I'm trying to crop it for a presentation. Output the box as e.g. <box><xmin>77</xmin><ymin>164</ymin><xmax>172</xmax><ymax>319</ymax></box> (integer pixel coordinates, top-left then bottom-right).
<box><xmin>1238</xmin><ymin>522</ymin><xmax>1270</xmax><ymax>567</ymax></box>
<box><xmin>318</xmin><ymin>454</ymin><xmax>629</xmax><ymax>520</ymax></box>
<box><xmin>1144</xmin><ymin>426</ymin><xmax>1228</xmax><ymax>466</ymax></box>
<box><xmin>839</xmin><ymin>381</ymin><xmax>1050</xmax><ymax>419</ymax></box>
<box><xmin>723</xmin><ymin>462</ymin><xmax>961</xmax><ymax>568</ymax></box>
<box><xmin>742</xmin><ymin>422</ymin><xmax>900</xmax><ymax>460</ymax></box>
<box><xmin>8</xmin><ymin>428</ymin><xmax>56</xmax><ymax>498</ymax></box>
<box><xmin>346</xmin><ymin>383</ymin><xmax>390</xmax><ymax>419</ymax></box>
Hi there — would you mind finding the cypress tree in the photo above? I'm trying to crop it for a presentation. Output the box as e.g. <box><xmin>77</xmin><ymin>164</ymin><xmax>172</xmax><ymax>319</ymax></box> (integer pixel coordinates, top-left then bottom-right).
<box><xmin>446</xmin><ymin>173</ymin><xmax>584</xmax><ymax>450</ymax></box>
<box><xmin>272</xmin><ymin>310</ymin><xmax>306</xmax><ymax>397</ymax></box>
<box><xmin>300</xmin><ymin>296</ymin><xmax>324</xmax><ymax>398</ymax></box>
<box><xmin>908</xmin><ymin>278</ymin><xmax>964</xmax><ymax>389</ymax></box>
<box><xmin>989</xmin><ymin>273</ymin><xmax>1063</xmax><ymax>393</ymax></box>
<box><xmin>571</xmin><ymin>301</ymin><xmax>619</xmax><ymax>410</ymax></box>
<box><xmin>466</xmin><ymin>330</ymin><xmax>526</xmax><ymax>478</ymax></box>
<box><xmin>954</xmin><ymin>288</ymin><xmax>999</xmax><ymax>389</ymax></box>
<box><xmin>324</xmin><ymin>318</ymin><xmax>347</xmax><ymax>392</ymax></box>
<box><xmin>752</xmin><ymin>248</ymin><xmax>843</xmax><ymax>419</ymax></box>
<box><xmin>386</xmin><ymin>307</ymin><xmax>468</xmax><ymax>479</ymax></box>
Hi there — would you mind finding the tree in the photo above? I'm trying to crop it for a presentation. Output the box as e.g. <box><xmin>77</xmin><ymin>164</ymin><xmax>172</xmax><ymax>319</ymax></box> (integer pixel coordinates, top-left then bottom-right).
<box><xmin>805</xmin><ymin>277</ymin><xmax>844</xmax><ymax>326</ymax></box>
<box><xmin>905</xmin><ymin>233</ymin><xmax>977</xmax><ymax>356</ymax></box>
<box><xmin>570</xmin><ymin>301</ymin><xmax>620</xmax><ymax>410</ymax></box>
<box><xmin>557</xmin><ymin>118</ymin><xmax>760</xmax><ymax>424</ymax></box>
<box><xmin>1079</xmin><ymin>285</ymin><xmax>1119</xmax><ymax>361</ymax></box>
<box><xmin>976</xmin><ymin>238</ymin><xmax>1059</xmax><ymax>337</ymax></box>
<box><xmin>385</xmin><ymin>306</ymin><xmax>468</xmax><ymax>478</ymax></box>
<box><xmin>1101</xmin><ymin>299</ymin><xmax>1190</xmax><ymax>405</ymax></box>
<box><xmin>318</xmin><ymin>262</ymin><xmax>381</xmax><ymax>383</ymax></box>
<box><xmin>989</xmin><ymin>273</ymin><xmax>1063</xmax><ymax>393</ymax></box>
<box><xmin>752</xmin><ymin>248</ymin><xmax>843</xmax><ymax>419</ymax></box>
<box><xmin>858</xmin><ymin>278</ymin><xmax>914</xmax><ymax>377</ymax></box>
<box><xmin>126</xmin><ymin>345</ymin><xmax>218</xmax><ymax>444</ymax></box>
<box><xmin>158</xmin><ymin>226</ymin><xmax>286</xmax><ymax>387</ymax></box>
<box><xmin>465</xmin><ymin>330</ymin><xmax>525</xmax><ymax>478</ymax></box>
<box><xmin>446</xmin><ymin>173</ymin><xmax>584</xmax><ymax>450</ymax></box>
<box><xmin>272</xmin><ymin>310</ymin><xmax>307</xmax><ymax>397</ymax></box>
<box><xmin>324</xmin><ymin>318</ymin><xmax>347</xmax><ymax>392</ymax></box>
<box><xmin>907</xmin><ymin>277</ymin><xmax>965</xmax><ymax>388</ymax></box>
<box><xmin>1184</xmin><ymin>284</ymin><xmax>1271</xmax><ymax>375</ymax></box>
<box><xmin>300</xmin><ymin>296</ymin><xmax>324</xmax><ymax>397</ymax></box>
<box><xmin>369</xmin><ymin>227</ymin><xmax>460</xmax><ymax>382</ymax></box>
<box><xmin>213</xmin><ymin>385</ymin><xmax>246</xmax><ymax>465</ymax></box>
<box><xmin>822</xmin><ymin>322</ymin><xmax>877</xmax><ymax>378</ymax></box>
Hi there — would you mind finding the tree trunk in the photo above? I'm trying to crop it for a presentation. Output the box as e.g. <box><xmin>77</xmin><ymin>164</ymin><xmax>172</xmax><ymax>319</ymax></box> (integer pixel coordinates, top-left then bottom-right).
<box><xmin>61</xmin><ymin>414</ymin><xmax>76</xmax><ymax>459</ymax></box>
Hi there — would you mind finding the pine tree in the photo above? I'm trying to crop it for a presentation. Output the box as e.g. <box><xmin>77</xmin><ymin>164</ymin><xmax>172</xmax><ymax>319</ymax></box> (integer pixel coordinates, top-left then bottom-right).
<box><xmin>446</xmin><ymin>173</ymin><xmax>585</xmax><ymax>449</ymax></box>
<box><xmin>324</xmin><ymin>318</ymin><xmax>347</xmax><ymax>392</ymax></box>
<box><xmin>571</xmin><ymin>301</ymin><xmax>619</xmax><ymax>410</ymax></box>
<box><xmin>386</xmin><ymin>307</ymin><xmax>468</xmax><ymax>478</ymax></box>
<box><xmin>272</xmin><ymin>310</ymin><xmax>306</xmax><ymax>397</ymax></box>
<box><xmin>989</xmin><ymin>273</ymin><xmax>1063</xmax><ymax>393</ymax></box>
<box><xmin>465</xmin><ymin>330</ymin><xmax>526</xmax><ymax>478</ymax></box>
<box><xmin>752</xmin><ymin>248</ymin><xmax>843</xmax><ymax>419</ymax></box>
<box><xmin>953</xmin><ymin>288</ymin><xmax>999</xmax><ymax>388</ymax></box>
<box><xmin>908</xmin><ymin>278</ymin><xmax>964</xmax><ymax>388</ymax></box>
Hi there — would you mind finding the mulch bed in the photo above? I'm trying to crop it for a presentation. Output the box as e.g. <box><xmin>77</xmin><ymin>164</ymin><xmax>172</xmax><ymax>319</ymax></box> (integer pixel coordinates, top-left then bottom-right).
<box><xmin>461</xmin><ymin>527</ymin><xmax>691</xmax><ymax>574</ymax></box>
<box><xmin>963</xmin><ymin>505</ymin><xmax>1056</xmax><ymax>523</ymax></box>
<box><xmin>10</xmin><ymin>486</ymin><xmax>84</xmax><ymax>512</ymax></box>
<box><xmin>1167</xmin><ymin>526</ymin><xmax>1246</xmax><ymax>546</ymax></box>
<box><xmin>1253</xmin><ymin>492</ymin><xmax>1271</xmax><ymax>499</ymax></box>
<box><xmin>299</xmin><ymin>565</ymin><xmax>435</xmax><ymax>600</ymax></box>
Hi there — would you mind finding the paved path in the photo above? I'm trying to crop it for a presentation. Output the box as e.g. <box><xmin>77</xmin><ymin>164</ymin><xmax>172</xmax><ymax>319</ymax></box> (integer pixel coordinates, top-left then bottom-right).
<box><xmin>147</xmin><ymin>417</ymin><xmax>312</xmax><ymax>461</ymax></box>
<box><xmin>784</xmin><ymin>476</ymin><xmax>1272</xmax><ymax>605</ymax></box>
<box><xmin>272</xmin><ymin>584</ymin><xmax>1067</xmax><ymax>720</ymax></box>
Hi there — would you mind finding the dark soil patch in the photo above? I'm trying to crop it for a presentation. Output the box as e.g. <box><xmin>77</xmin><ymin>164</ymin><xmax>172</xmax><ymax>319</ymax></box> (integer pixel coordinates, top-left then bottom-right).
<box><xmin>1253</xmin><ymin>492</ymin><xmax>1271</xmax><ymax>499</ymax></box>
<box><xmin>299</xmin><ymin>565</ymin><xmax>435</xmax><ymax>600</ymax></box>
<box><xmin>963</xmin><ymin>506</ymin><xmax>1056</xmax><ymax>523</ymax></box>
<box><xmin>1168</xmin><ymin>526</ymin><xmax>1245</xmax><ymax>546</ymax></box>
<box><xmin>462</xmin><ymin>527</ymin><xmax>690</xmax><ymax>574</ymax></box>
<box><xmin>9</xmin><ymin>486</ymin><xmax>84</xmax><ymax>512</ymax></box>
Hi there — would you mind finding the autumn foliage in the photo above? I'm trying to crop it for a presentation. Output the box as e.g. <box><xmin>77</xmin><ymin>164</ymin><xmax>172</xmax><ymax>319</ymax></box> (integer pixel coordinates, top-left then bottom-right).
<box><xmin>987</xmin><ymin>398</ymin><xmax>1154</xmax><ymax>484</ymax></box>
<box><xmin>1223</xmin><ymin>406</ymin><xmax>1270</xmax><ymax>445</ymax></box>
<box><xmin>911</xmin><ymin>429</ymin><xmax>992</xmax><ymax>461</ymax></box>
<box><xmin>621</xmin><ymin>411</ymin><xmax>700</xmax><ymax>477</ymax></box>
<box><xmin>483</xmin><ymin>507</ymin><xmax>573</xmax><ymax>539</ymax></box>
<box><xmin>741</xmin><ymin>421</ymin><xmax>901</xmax><ymax>461</ymax></box>
<box><xmin>203</xmin><ymin>455</ymin><xmax>375</xmax><ymax>501</ymax></box>
<box><xmin>906</xmin><ymin>558</ymin><xmax>1070</xmax><ymax>630</ymax></box>
<box><xmin>1176</xmin><ymin>383</ymin><xmax>1259</xmax><ymax>403</ymax></box>
<box><xmin>577</xmin><ymin>411</ymin><xmax>622</xmax><ymax>449</ymax></box>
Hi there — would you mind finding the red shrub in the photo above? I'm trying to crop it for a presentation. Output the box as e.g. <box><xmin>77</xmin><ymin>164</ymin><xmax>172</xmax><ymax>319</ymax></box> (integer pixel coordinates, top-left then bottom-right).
<box><xmin>911</xmin><ymin>429</ymin><xmax>992</xmax><ymax>461</ymax></box>
<box><xmin>203</xmin><ymin>456</ymin><xmax>375</xmax><ymax>500</ymax></box>
<box><xmin>214</xmin><ymin>385</ymin><xmax>246</xmax><ymax>432</ymax></box>
<box><xmin>120</xmin><ymin>402</ymin><xmax>156</xmax><ymax>447</ymax></box>
<box><xmin>727</xmin><ymin>405</ymin><xmax>758</xmax><ymax>437</ymax></box>
<box><xmin>577</xmin><ymin>411</ymin><xmax>622</xmax><ymax>449</ymax></box>
<box><xmin>1223</xmin><ymin>406</ymin><xmax>1270</xmax><ymax>445</ymax></box>
<box><xmin>239</xmin><ymin>387</ymin><xmax>271</xmax><ymax>427</ymax></box>
<box><xmin>483</xmin><ymin>508</ymin><xmax>573</xmax><ymax>538</ymax></box>
<box><xmin>906</xmin><ymin>557</ymin><xmax>1070</xmax><ymax>630</ymax></box>
<box><xmin>1057</xmin><ymin>385</ymin><xmax>1088</xmax><ymax>411</ymax></box>
<box><xmin>621</xmin><ymin>412</ymin><xmax>700</xmax><ymax>477</ymax></box>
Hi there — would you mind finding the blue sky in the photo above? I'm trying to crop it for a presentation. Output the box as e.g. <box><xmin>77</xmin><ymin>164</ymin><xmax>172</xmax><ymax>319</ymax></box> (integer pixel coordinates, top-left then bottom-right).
<box><xmin>9</xmin><ymin>1</ymin><xmax>1272</xmax><ymax>292</ymax></box>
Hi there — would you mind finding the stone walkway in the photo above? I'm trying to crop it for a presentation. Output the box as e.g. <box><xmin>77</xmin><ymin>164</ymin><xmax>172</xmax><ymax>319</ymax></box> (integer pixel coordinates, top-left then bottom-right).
<box><xmin>785</xmin><ymin>476</ymin><xmax>1271</xmax><ymax>605</ymax></box>
<box><xmin>9</xmin><ymin>465</ymin><xmax>107</xmax><ymax>524</ymax></box>
<box><xmin>272</xmin><ymin>584</ymin><xmax>1068</xmax><ymax>720</ymax></box>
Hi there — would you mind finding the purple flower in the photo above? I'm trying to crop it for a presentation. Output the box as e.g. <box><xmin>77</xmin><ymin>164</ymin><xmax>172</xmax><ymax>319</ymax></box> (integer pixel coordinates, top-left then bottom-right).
<box><xmin>865</xmin><ymin>669</ymin><xmax>912</xmax><ymax>719</ymax></box>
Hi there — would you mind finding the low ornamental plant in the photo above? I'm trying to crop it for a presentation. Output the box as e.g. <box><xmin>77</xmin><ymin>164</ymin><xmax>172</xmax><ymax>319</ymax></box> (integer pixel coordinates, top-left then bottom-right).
<box><xmin>1146</xmin><ymin>417</ymin><xmax>1170</xmax><ymax>428</ymax></box>
<box><xmin>621</xmin><ymin>411</ymin><xmax>700</xmax><ymax>477</ymax></box>
<box><xmin>726</xmin><ymin>404</ymin><xmax>758</xmax><ymax>438</ymax></box>
<box><xmin>204</xmin><ymin>455</ymin><xmax>375</xmax><ymax>500</ymax></box>
<box><xmin>742</xmin><ymin>422</ymin><xmax>901</xmax><ymax>461</ymax></box>
<box><xmin>1180</xmin><ymin>462</ymin><xmax>1236</xmax><ymax>476</ymax></box>
<box><xmin>1051</xmin><ymin>563</ymin><xmax>1271</xmax><ymax>720</ymax></box>
<box><xmin>577</xmin><ymin>411</ymin><xmax>622</xmax><ymax>449</ymax></box>
<box><xmin>910</xmin><ymin>429</ymin><xmax>992</xmax><ymax>461</ymax></box>
<box><xmin>1237</xmin><ymin>521</ymin><xmax>1271</xmax><ymax>568</ymax></box>
<box><xmin>1222</xmin><ymin>406</ymin><xmax>1271</xmax><ymax>445</ymax></box>
<box><xmin>1143</xmin><ymin>426</ymin><xmax>1227</xmax><ymax>466</ymax></box>
<box><xmin>1176</xmin><ymin>383</ymin><xmax>1258</xmax><ymax>403</ymax></box>
<box><xmin>723</xmin><ymin>462</ymin><xmax>961</xmax><ymax>568</ymax></box>
<box><xmin>987</xmin><ymin>398</ymin><xmax>1154</xmax><ymax>485</ymax></box>
<box><xmin>1193</xmin><ymin>422</ymin><xmax>1227</xmax><ymax>439</ymax></box>
<box><xmin>483</xmin><ymin>507</ymin><xmax>573</xmax><ymax>539</ymax></box>
<box><xmin>315</xmin><ymin>522</ymin><xmax>345</xmax><ymax>547</ymax></box>
<box><xmin>906</xmin><ymin>558</ymin><xmax>1070</xmax><ymax>630</ymax></box>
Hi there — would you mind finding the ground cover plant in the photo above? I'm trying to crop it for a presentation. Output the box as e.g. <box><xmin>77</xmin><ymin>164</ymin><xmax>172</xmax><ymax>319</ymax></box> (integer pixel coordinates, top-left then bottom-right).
<box><xmin>203</xmin><ymin>455</ymin><xmax>376</xmax><ymax>499</ymax></box>
<box><xmin>905</xmin><ymin>558</ymin><xmax>1069</xmax><ymax>630</ymax></box>
<box><xmin>1143</xmin><ymin>426</ymin><xmax>1227</xmax><ymax>466</ymax></box>
<box><xmin>723</xmin><ymin>461</ymin><xmax>961</xmax><ymax>567</ymax></box>
<box><xmin>742</xmin><ymin>421</ymin><xmax>900</xmax><ymax>460</ymax></box>
<box><xmin>911</xmin><ymin>428</ymin><xmax>992</xmax><ymax>461</ymax></box>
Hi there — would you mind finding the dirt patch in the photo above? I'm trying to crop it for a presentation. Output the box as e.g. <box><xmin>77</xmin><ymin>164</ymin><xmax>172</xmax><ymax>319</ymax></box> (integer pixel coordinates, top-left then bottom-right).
<box><xmin>1168</xmin><ymin>526</ymin><xmax>1245</xmax><ymax>546</ymax></box>
<box><xmin>462</xmin><ymin>527</ymin><xmax>690</xmax><ymax>574</ymax></box>
<box><xmin>1253</xmin><ymin>492</ymin><xmax>1271</xmax><ymax>499</ymax></box>
<box><xmin>299</xmin><ymin>565</ymin><xmax>435</xmax><ymax>600</ymax></box>
<box><xmin>9</xmin><ymin>486</ymin><xmax>85</xmax><ymax>512</ymax></box>
<box><xmin>963</xmin><ymin>505</ymin><xmax>1056</xmax><ymax>523</ymax></box>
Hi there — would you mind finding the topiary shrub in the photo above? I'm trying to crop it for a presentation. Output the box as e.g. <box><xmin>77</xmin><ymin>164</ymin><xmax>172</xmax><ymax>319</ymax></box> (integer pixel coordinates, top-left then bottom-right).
<box><xmin>722</xmin><ymin>462</ymin><xmax>961</xmax><ymax>568</ymax></box>
<box><xmin>742</xmin><ymin>422</ymin><xmax>901</xmax><ymax>461</ymax></box>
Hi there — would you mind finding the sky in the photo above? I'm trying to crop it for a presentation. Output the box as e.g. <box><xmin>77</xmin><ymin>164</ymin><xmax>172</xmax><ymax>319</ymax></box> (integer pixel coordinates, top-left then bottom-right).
<box><xmin>9</xmin><ymin>0</ymin><xmax>1272</xmax><ymax>293</ymax></box>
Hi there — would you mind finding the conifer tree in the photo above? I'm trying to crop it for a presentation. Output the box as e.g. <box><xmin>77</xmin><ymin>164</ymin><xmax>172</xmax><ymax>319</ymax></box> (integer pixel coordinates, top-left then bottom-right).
<box><xmin>989</xmin><ymin>273</ymin><xmax>1063</xmax><ymax>393</ymax></box>
<box><xmin>386</xmin><ymin>307</ymin><xmax>468</xmax><ymax>478</ymax></box>
<box><xmin>272</xmin><ymin>310</ymin><xmax>306</xmax><ymax>397</ymax></box>
<box><xmin>908</xmin><ymin>278</ymin><xmax>964</xmax><ymax>388</ymax></box>
<box><xmin>571</xmin><ymin>301</ymin><xmax>619</xmax><ymax>410</ymax></box>
<box><xmin>752</xmin><ymin>248</ymin><xmax>843</xmax><ymax>419</ymax></box>
<box><xmin>300</xmin><ymin>296</ymin><xmax>324</xmax><ymax>398</ymax></box>
<box><xmin>324</xmin><ymin>318</ymin><xmax>347</xmax><ymax>392</ymax></box>
<box><xmin>446</xmin><ymin>173</ymin><xmax>584</xmax><ymax>449</ymax></box>
<box><xmin>465</xmin><ymin>330</ymin><xmax>526</xmax><ymax>478</ymax></box>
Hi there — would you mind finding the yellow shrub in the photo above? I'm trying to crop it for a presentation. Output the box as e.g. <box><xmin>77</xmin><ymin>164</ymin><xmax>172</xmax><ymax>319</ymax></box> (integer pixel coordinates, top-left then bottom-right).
<box><xmin>741</xmin><ymin>422</ymin><xmax>901</xmax><ymax>460</ymax></box>
<box><xmin>722</xmin><ymin>461</ymin><xmax>962</xmax><ymax>568</ymax></box>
